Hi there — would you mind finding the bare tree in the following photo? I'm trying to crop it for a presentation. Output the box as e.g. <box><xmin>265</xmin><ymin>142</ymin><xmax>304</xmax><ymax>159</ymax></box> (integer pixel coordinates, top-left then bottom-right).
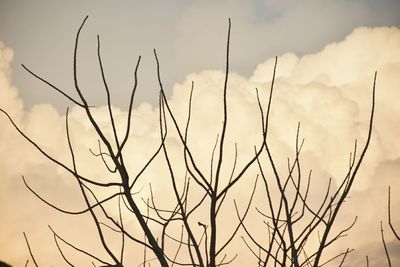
<box><xmin>0</xmin><ymin>16</ymin><xmax>259</xmax><ymax>267</ymax></box>
<box><xmin>235</xmin><ymin>63</ymin><xmax>377</xmax><ymax>265</ymax></box>
<box><xmin>0</xmin><ymin>16</ymin><xmax>378</xmax><ymax>267</ymax></box>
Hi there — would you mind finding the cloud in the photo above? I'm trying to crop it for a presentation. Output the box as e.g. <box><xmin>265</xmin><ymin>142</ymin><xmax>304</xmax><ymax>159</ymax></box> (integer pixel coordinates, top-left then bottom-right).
<box><xmin>0</xmin><ymin>43</ymin><xmax>22</xmax><ymax>117</ymax></box>
<box><xmin>1</xmin><ymin>25</ymin><xmax>400</xmax><ymax>266</ymax></box>
<box><xmin>173</xmin><ymin>0</ymin><xmax>400</xmax><ymax>83</ymax></box>
<box><xmin>250</xmin><ymin>26</ymin><xmax>400</xmax><ymax>186</ymax></box>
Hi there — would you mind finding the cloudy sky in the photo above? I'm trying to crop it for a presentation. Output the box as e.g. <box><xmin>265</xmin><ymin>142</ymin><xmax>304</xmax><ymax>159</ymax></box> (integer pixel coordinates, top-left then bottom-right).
<box><xmin>0</xmin><ymin>0</ymin><xmax>400</xmax><ymax>266</ymax></box>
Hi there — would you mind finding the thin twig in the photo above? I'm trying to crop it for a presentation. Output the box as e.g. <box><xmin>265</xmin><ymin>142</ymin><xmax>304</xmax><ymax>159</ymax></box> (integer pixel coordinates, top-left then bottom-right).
<box><xmin>23</xmin><ymin>232</ymin><xmax>39</xmax><ymax>267</ymax></box>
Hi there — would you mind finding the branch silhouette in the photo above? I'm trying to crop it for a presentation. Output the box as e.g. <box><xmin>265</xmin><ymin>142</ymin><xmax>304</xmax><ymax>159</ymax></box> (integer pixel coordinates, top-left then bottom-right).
<box><xmin>0</xmin><ymin>15</ymin><xmax>379</xmax><ymax>267</ymax></box>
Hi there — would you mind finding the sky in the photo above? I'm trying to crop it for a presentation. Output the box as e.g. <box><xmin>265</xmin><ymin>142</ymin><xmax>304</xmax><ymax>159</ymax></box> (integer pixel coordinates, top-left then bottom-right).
<box><xmin>0</xmin><ymin>0</ymin><xmax>400</xmax><ymax>266</ymax></box>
